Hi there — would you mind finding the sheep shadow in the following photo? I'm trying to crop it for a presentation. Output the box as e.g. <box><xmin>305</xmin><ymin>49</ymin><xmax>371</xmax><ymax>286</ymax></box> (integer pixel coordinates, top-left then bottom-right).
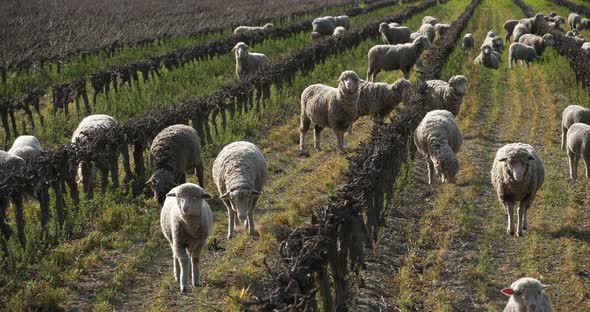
<box><xmin>549</xmin><ymin>226</ymin><xmax>590</xmax><ymax>243</ymax></box>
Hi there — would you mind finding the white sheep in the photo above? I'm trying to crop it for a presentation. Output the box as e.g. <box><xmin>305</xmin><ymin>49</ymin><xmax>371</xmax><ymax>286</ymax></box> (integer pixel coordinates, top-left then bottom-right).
<box><xmin>333</xmin><ymin>26</ymin><xmax>347</xmax><ymax>36</ymax></box>
<box><xmin>569</xmin><ymin>12</ymin><xmax>581</xmax><ymax>29</ymax></box>
<box><xmin>232</xmin><ymin>42</ymin><xmax>269</xmax><ymax>80</ymax></box>
<box><xmin>504</xmin><ymin>19</ymin><xmax>519</xmax><ymax>42</ymax></box>
<box><xmin>356</xmin><ymin>78</ymin><xmax>412</xmax><ymax>122</ymax></box>
<box><xmin>512</xmin><ymin>23</ymin><xmax>530</xmax><ymax>43</ymax></box>
<box><xmin>160</xmin><ymin>183</ymin><xmax>212</xmax><ymax>292</ymax></box>
<box><xmin>518</xmin><ymin>33</ymin><xmax>554</xmax><ymax>56</ymax></box>
<box><xmin>418</xmin><ymin>23</ymin><xmax>436</xmax><ymax>43</ymax></box>
<box><xmin>0</xmin><ymin>150</ymin><xmax>26</xmax><ymax>244</ymax></box>
<box><xmin>482</xmin><ymin>35</ymin><xmax>505</xmax><ymax>53</ymax></box>
<box><xmin>581</xmin><ymin>18</ymin><xmax>590</xmax><ymax>30</ymax></box>
<box><xmin>566</xmin><ymin>123</ymin><xmax>590</xmax><ymax>180</ymax></box>
<box><xmin>424</xmin><ymin>75</ymin><xmax>468</xmax><ymax>116</ymax></box>
<box><xmin>501</xmin><ymin>278</ymin><xmax>553</xmax><ymax>312</ymax></box>
<box><xmin>311</xmin><ymin>16</ymin><xmax>336</xmax><ymax>39</ymax></box>
<box><xmin>333</xmin><ymin>15</ymin><xmax>350</xmax><ymax>29</ymax></box>
<box><xmin>233</xmin><ymin>23</ymin><xmax>274</xmax><ymax>34</ymax></box>
<box><xmin>434</xmin><ymin>23</ymin><xmax>451</xmax><ymax>41</ymax></box>
<box><xmin>300</xmin><ymin>70</ymin><xmax>360</xmax><ymax>151</ymax></box>
<box><xmin>422</xmin><ymin>16</ymin><xmax>439</xmax><ymax>26</ymax></box>
<box><xmin>463</xmin><ymin>33</ymin><xmax>475</xmax><ymax>50</ymax></box>
<box><xmin>491</xmin><ymin>143</ymin><xmax>544</xmax><ymax>237</ymax></box>
<box><xmin>148</xmin><ymin>124</ymin><xmax>205</xmax><ymax>204</ymax></box>
<box><xmin>379</xmin><ymin>23</ymin><xmax>411</xmax><ymax>44</ymax></box>
<box><xmin>561</xmin><ymin>105</ymin><xmax>590</xmax><ymax>150</ymax></box>
<box><xmin>474</xmin><ymin>45</ymin><xmax>501</xmax><ymax>69</ymax></box>
<box><xmin>212</xmin><ymin>141</ymin><xmax>267</xmax><ymax>239</ymax></box>
<box><xmin>508</xmin><ymin>42</ymin><xmax>538</xmax><ymax>68</ymax></box>
<box><xmin>367</xmin><ymin>36</ymin><xmax>432</xmax><ymax>81</ymax></box>
<box><xmin>8</xmin><ymin>135</ymin><xmax>42</xmax><ymax>162</ymax></box>
<box><xmin>414</xmin><ymin>110</ymin><xmax>463</xmax><ymax>184</ymax></box>
<box><xmin>519</xmin><ymin>13</ymin><xmax>545</xmax><ymax>33</ymax></box>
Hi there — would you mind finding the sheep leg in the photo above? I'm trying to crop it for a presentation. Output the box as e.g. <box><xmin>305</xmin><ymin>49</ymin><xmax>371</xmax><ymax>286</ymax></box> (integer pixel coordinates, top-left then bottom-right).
<box><xmin>517</xmin><ymin>195</ymin><xmax>533</xmax><ymax>237</ymax></box>
<box><xmin>195</xmin><ymin>162</ymin><xmax>205</xmax><ymax>187</ymax></box>
<box><xmin>82</xmin><ymin>162</ymin><xmax>94</xmax><ymax>199</ymax></box>
<box><xmin>314</xmin><ymin>125</ymin><xmax>323</xmax><ymax>151</ymax></box>
<box><xmin>561</xmin><ymin>126</ymin><xmax>567</xmax><ymax>150</ymax></box>
<box><xmin>568</xmin><ymin>150</ymin><xmax>578</xmax><ymax>180</ymax></box>
<box><xmin>402</xmin><ymin>68</ymin><xmax>410</xmax><ymax>80</ymax></box>
<box><xmin>190</xmin><ymin>242</ymin><xmax>205</xmax><ymax>287</ymax></box>
<box><xmin>583</xmin><ymin>152</ymin><xmax>590</xmax><ymax>178</ymax></box>
<box><xmin>503</xmin><ymin>201</ymin><xmax>515</xmax><ymax>235</ymax></box>
<box><xmin>12</xmin><ymin>194</ymin><xmax>25</xmax><ymax>246</ymax></box>
<box><xmin>99</xmin><ymin>167</ymin><xmax>109</xmax><ymax>193</ymax></box>
<box><xmin>247</xmin><ymin>197</ymin><xmax>259</xmax><ymax>236</ymax></box>
<box><xmin>299</xmin><ymin>114</ymin><xmax>310</xmax><ymax>151</ymax></box>
<box><xmin>427</xmin><ymin>159</ymin><xmax>435</xmax><ymax>185</ymax></box>
<box><xmin>224</xmin><ymin>199</ymin><xmax>235</xmax><ymax>239</ymax></box>
<box><xmin>173</xmin><ymin>246</ymin><xmax>190</xmax><ymax>292</ymax></box>
<box><xmin>110</xmin><ymin>158</ymin><xmax>119</xmax><ymax>188</ymax></box>
<box><xmin>0</xmin><ymin>197</ymin><xmax>12</xmax><ymax>241</ymax></box>
<box><xmin>171</xmin><ymin>244</ymin><xmax>180</xmax><ymax>282</ymax></box>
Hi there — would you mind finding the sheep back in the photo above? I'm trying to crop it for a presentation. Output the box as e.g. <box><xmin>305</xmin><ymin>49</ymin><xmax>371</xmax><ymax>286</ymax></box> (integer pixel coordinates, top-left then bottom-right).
<box><xmin>212</xmin><ymin>141</ymin><xmax>267</xmax><ymax>197</ymax></box>
<box><xmin>8</xmin><ymin>135</ymin><xmax>42</xmax><ymax>162</ymax></box>
<box><xmin>562</xmin><ymin>105</ymin><xmax>590</xmax><ymax>129</ymax></box>
<box><xmin>419</xmin><ymin>23</ymin><xmax>436</xmax><ymax>43</ymax></box>
<box><xmin>149</xmin><ymin>124</ymin><xmax>202</xmax><ymax>176</ymax></box>
<box><xmin>71</xmin><ymin>114</ymin><xmax>117</xmax><ymax>143</ymax></box>
<box><xmin>301</xmin><ymin>83</ymin><xmax>358</xmax><ymax>131</ymax></box>
<box><xmin>491</xmin><ymin>143</ymin><xmax>544</xmax><ymax>202</ymax></box>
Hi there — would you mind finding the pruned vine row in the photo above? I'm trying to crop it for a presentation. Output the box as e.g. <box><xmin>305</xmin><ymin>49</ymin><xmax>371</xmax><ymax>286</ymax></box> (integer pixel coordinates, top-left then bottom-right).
<box><xmin>547</xmin><ymin>0</ymin><xmax>590</xmax><ymax>16</ymax></box>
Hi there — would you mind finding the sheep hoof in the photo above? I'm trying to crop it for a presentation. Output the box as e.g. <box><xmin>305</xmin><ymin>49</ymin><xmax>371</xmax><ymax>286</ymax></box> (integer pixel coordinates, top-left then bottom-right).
<box><xmin>227</xmin><ymin>233</ymin><xmax>235</xmax><ymax>239</ymax></box>
<box><xmin>507</xmin><ymin>228</ymin><xmax>515</xmax><ymax>235</ymax></box>
<box><xmin>192</xmin><ymin>282</ymin><xmax>200</xmax><ymax>288</ymax></box>
<box><xmin>516</xmin><ymin>230</ymin><xmax>525</xmax><ymax>237</ymax></box>
<box><xmin>180</xmin><ymin>285</ymin><xmax>188</xmax><ymax>293</ymax></box>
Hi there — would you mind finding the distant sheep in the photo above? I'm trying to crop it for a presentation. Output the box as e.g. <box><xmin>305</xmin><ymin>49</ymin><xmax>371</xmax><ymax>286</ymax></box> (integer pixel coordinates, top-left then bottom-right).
<box><xmin>518</xmin><ymin>34</ymin><xmax>554</xmax><ymax>56</ymax></box>
<box><xmin>300</xmin><ymin>71</ymin><xmax>360</xmax><ymax>151</ymax></box>
<box><xmin>482</xmin><ymin>33</ymin><xmax>505</xmax><ymax>53</ymax></box>
<box><xmin>8</xmin><ymin>135</ymin><xmax>42</xmax><ymax>162</ymax></box>
<box><xmin>422</xmin><ymin>16</ymin><xmax>439</xmax><ymax>26</ymax></box>
<box><xmin>474</xmin><ymin>45</ymin><xmax>501</xmax><ymax>69</ymax></box>
<box><xmin>212</xmin><ymin>141</ymin><xmax>267</xmax><ymax>238</ymax></box>
<box><xmin>356</xmin><ymin>78</ymin><xmax>412</xmax><ymax>122</ymax></box>
<box><xmin>414</xmin><ymin>110</ymin><xmax>463</xmax><ymax>184</ymax></box>
<box><xmin>0</xmin><ymin>150</ymin><xmax>26</xmax><ymax>245</ymax></box>
<box><xmin>233</xmin><ymin>42</ymin><xmax>269</xmax><ymax>80</ymax></box>
<box><xmin>491</xmin><ymin>143</ymin><xmax>544</xmax><ymax>237</ymax></box>
<box><xmin>148</xmin><ymin>125</ymin><xmax>205</xmax><ymax>204</ymax></box>
<box><xmin>583</xmin><ymin>42</ymin><xmax>590</xmax><ymax>52</ymax></box>
<box><xmin>333</xmin><ymin>26</ymin><xmax>347</xmax><ymax>36</ymax></box>
<box><xmin>508</xmin><ymin>42</ymin><xmax>538</xmax><ymax>68</ymax></box>
<box><xmin>520</xmin><ymin>13</ymin><xmax>544</xmax><ymax>33</ymax></box>
<box><xmin>512</xmin><ymin>23</ymin><xmax>530</xmax><ymax>43</ymax></box>
<box><xmin>418</xmin><ymin>23</ymin><xmax>436</xmax><ymax>43</ymax></box>
<box><xmin>504</xmin><ymin>19</ymin><xmax>519</xmax><ymax>42</ymax></box>
<box><xmin>434</xmin><ymin>23</ymin><xmax>451</xmax><ymax>40</ymax></box>
<box><xmin>367</xmin><ymin>36</ymin><xmax>432</xmax><ymax>81</ymax></box>
<box><xmin>311</xmin><ymin>16</ymin><xmax>335</xmax><ymax>39</ymax></box>
<box><xmin>379</xmin><ymin>23</ymin><xmax>411</xmax><ymax>44</ymax></box>
<box><xmin>569</xmin><ymin>13</ymin><xmax>581</xmax><ymax>29</ymax></box>
<box><xmin>566</xmin><ymin>123</ymin><xmax>590</xmax><ymax>180</ymax></box>
<box><xmin>501</xmin><ymin>277</ymin><xmax>552</xmax><ymax>312</ymax></box>
<box><xmin>233</xmin><ymin>23</ymin><xmax>274</xmax><ymax>34</ymax></box>
<box><xmin>160</xmin><ymin>183</ymin><xmax>212</xmax><ymax>292</ymax></box>
<box><xmin>424</xmin><ymin>75</ymin><xmax>468</xmax><ymax>116</ymax></box>
<box><xmin>581</xmin><ymin>18</ymin><xmax>590</xmax><ymax>30</ymax></box>
<box><xmin>463</xmin><ymin>33</ymin><xmax>475</xmax><ymax>50</ymax></box>
<box><xmin>333</xmin><ymin>15</ymin><xmax>350</xmax><ymax>29</ymax></box>
<box><xmin>561</xmin><ymin>105</ymin><xmax>590</xmax><ymax>150</ymax></box>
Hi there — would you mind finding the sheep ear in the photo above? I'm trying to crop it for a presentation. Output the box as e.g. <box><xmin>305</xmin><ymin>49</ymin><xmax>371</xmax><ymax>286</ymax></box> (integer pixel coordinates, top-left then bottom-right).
<box><xmin>145</xmin><ymin>176</ymin><xmax>155</xmax><ymax>185</ymax></box>
<box><xmin>202</xmin><ymin>192</ymin><xmax>212</xmax><ymax>199</ymax></box>
<box><xmin>528</xmin><ymin>155</ymin><xmax>535</xmax><ymax>160</ymax></box>
<box><xmin>498</xmin><ymin>157</ymin><xmax>508</xmax><ymax>162</ymax></box>
<box><xmin>166</xmin><ymin>190</ymin><xmax>177</xmax><ymax>197</ymax></box>
<box><xmin>252</xmin><ymin>190</ymin><xmax>262</xmax><ymax>196</ymax></box>
<box><xmin>542</xmin><ymin>284</ymin><xmax>549</xmax><ymax>289</ymax></box>
<box><xmin>501</xmin><ymin>288</ymin><xmax>514</xmax><ymax>296</ymax></box>
<box><xmin>221</xmin><ymin>191</ymin><xmax>231</xmax><ymax>199</ymax></box>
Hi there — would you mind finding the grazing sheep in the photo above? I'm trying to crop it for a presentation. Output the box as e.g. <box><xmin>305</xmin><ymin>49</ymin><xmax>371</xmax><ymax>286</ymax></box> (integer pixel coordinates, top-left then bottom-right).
<box><xmin>422</xmin><ymin>16</ymin><xmax>439</xmax><ymax>26</ymax></box>
<box><xmin>379</xmin><ymin>23</ymin><xmax>411</xmax><ymax>44</ymax></box>
<box><xmin>566</xmin><ymin>123</ymin><xmax>590</xmax><ymax>180</ymax></box>
<box><xmin>367</xmin><ymin>36</ymin><xmax>432</xmax><ymax>81</ymax></box>
<box><xmin>569</xmin><ymin>13</ymin><xmax>581</xmax><ymax>29</ymax></box>
<box><xmin>491</xmin><ymin>143</ymin><xmax>544</xmax><ymax>237</ymax></box>
<box><xmin>212</xmin><ymin>141</ymin><xmax>267</xmax><ymax>239</ymax></box>
<box><xmin>434</xmin><ymin>23</ymin><xmax>451</xmax><ymax>40</ymax></box>
<box><xmin>414</xmin><ymin>110</ymin><xmax>462</xmax><ymax>184</ymax></box>
<box><xmin>410</xmin><ymin>32</ymin><xmax>421</xmax><ymax>40</ymax></box>
<box><xmin>583</xmin><ymin>42</ymin><xmax>590</xmax><ymax>52</ymax></box>
<box><xmin>520</xmin><ymin>13</ymin><xmax>545</xmax><ymax>33</ymax></box>
<box><xmin>8</xmin><ymin>135</ymin><xmax>42</xmax><ymax>161</ymax></box>
<box><xmin>518</xmin><ymin>33</ymin><xmax>554</xmax><ymax>56</ymax></box>
<box><xmin>501</xmin><ymin>278</ymin><xmax>553</xmax><ymax>312</ymax></box>
<box><xmin>474</xmin><ymin>45</ymin><xmax>501</xmax><ymax>69</ymax></box>
<box><xmin>508</xmin><ymin>42</ymin><xmax>538</xmax><ymax>68</ymax></box>
<box><xmin>311</xmin><ymin>16</ymin><xmax>336</xmax><ymax>39</ymax></box>
<box><xmin>233</xmin><ymin>23</ymin><xmax>274</xmax><ymax>34</ymax></box>
<box><xmin>581</xmin><ymin>18</ymin><xmax>590</xmax><ymax>30</ymax></box>
<box><xmin>512</xmin><ymin>23</ymin><xmax>530</xmax><ymax>43</ymax></box>
<box><xmin>72</xmin><ymin>114</ymin><xmax>120</xmax><ymax>198</ymax></box>
<box><xmin>547</xmin><ymin>17</ymin><xmax>564</xmax><ymax>31</ymax></box>
<box><xmin>389</xmin><ymin>22</ymin><xmax>400</xmax><ymax>27</ymax></box>
<box><xmin>565</xmin><ymin>29</ymin><xmax>580</xmax><ymax>38</ymax></box>
<box><xmin>232</xmin><ymin>42</ymin><xmax>269</xmax><ymax>80</ymax></box>
<box><xmin>148</xmin><ymin>125</ymin><xmax>205</xmax><ymax>204</ymax></box>
<box><xmin>463</xmin><ymin>33</ymin><xmax>475</xmax><ymax>50</ymax></box>
<box><xmin>418</xmin><ymin>23</ymin><xmax>436</xmax><ymax>43</ymax></box>
<box><xmin>504</xmin><ymin>19</ymin><xmax>519</xmax><ymax>42</ymax></box>
<box><xmin>561</xmin><ymin>105</ymin><xmax>590</xmax><ymax>150</ymax></box>
<box><xmin>333</xmin><ymin>26</ymin><xmax>347</xmax><ymax>36</ymax></box>
<box><xmin>160</xmin><ymin>183</ymin><xmax>212</xmax><ymax>292</ymax></box>
<box><xmin>333</xmin><ymin>15</ymin><xmax>350</xmax><ymax>29</ymax></box>
<box><xmin>424</xmin><ymin>75</ymin><xmax>468</xmax><ymax>116</ymax></box>
<box><xmin>482</xmin><ymin>34</ymin><xmax>505</xmax><ymax>53</ymax></box>
<box><xmin>0</xmin><ymin>150</ymin><xmax>26</xmax><ymax>244</ymax></box>
<box><xmin>356</xmin><ymin>78</ymin><xmax>412</xmax><ymax>122</ymax></box>
<box><xmin>300</xmin><ymin>71</ymin><xmax>360</xmax><ymax>151</ymax></box>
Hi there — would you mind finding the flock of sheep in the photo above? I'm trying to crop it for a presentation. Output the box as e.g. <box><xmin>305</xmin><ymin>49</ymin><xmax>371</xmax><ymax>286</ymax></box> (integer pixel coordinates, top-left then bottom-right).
<box><xmin>2</xmin><ymin>6</ymin><xmax>589</xmax><ymax>309</ymax></box>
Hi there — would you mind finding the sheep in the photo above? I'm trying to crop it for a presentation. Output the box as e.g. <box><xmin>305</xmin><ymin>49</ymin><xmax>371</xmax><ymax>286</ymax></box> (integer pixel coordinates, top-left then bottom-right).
<box><xmin>474</xmin><ymin>45</ymin><xmax>501</xmax><ymax>69</ymax></box>
<box><xmin>583</xmin><ymin>42</ymin><xmax>590</xmax><ymax>52</ymax></box>
<box><xmin>8</xmin><ymin>135</ymin><xmax>42</xmax><ymax>162</ymax></box>
<box><xmin>512</xmin><ymin>23</ymin><xmax>530</xmax><ymax>43</ymax></box>
<box><xmin>501</xmin><ymin>277</ymin><xmax>553</xmax><ymax>312</ymax></box>
<box><xmin>424</xmin><ymin>75</ymin><xmax>468</xmax><ymax>116</ymax></box>
<box><xmin>508</xmin><ymin>42</ymin><xmax>538</xmax><ymax>68</ymax></box>
<box><xmin>463</xmin><ymin>33</ymin><xmax>475</xmax><ymax>50</ymax></box>
<box><xmin>233</xmin><ymin>23</ymin><xmax>274</xmax><ymax>34</ymax></box>
<box><xmin>565</xmin><ymin>29</ymin><xmax>581</xmax><ymax>38</ymax></box>
<box><xmin>410</xmin><ymin>32</ymin><xmax>420</xmax><ymax>40</ymax></box>
<box><xmin>414</xmin><ymin>110</ymin><xmax>462</xmax><ymax>184</ymax></box>
<box><xmin>333</xmin><ymin>15</ymin><xmax>350</xmax><ymax>29</ymax></box>
<box><xmin>566</xmin><ymin>123</ymin><xmax>590</xmax><ymax>180</ymax></box>
<box><xmin>300</xmin><ymin>70</ymin><xmax>360</xmax><ymax>151</ymax></box>
<box><xmin>491</xmin><ymin>143</ymin><xmax>544</xmax><ymax>237</ymax></box>
<box><xmin>356</xmin><ymin>78</ymin><xmax>412</xmax><ymax>122</ymax></box>
<box><xmin>569</xmin><ymin>13</ymin><xmax>581</xmax><ymax>29</ymax></box>
<box><xmin>311</xmin><ymin>16</ymin><xmax>336</xmax><ymax>39</ymax></box>
<box><xmin>434</xmin><ymin>23</ymin><xmax>451</xmax><ymax>40</ymax></box>
<box><xmin>212</xmin><ymin>141</ymin><xmax>267</xmax><ymax>239</ymax></box>
<box><xmin>160</xmin><ymin>183</ymin><xmax>212</xmax><ymax>292</ymax></box>
<box><xmin>504</xmin><ymin>19</ymin><xmax>519</xmax><ymax>42</ymax></box>
<box><xmin>71</xmin><ymin>114</ymin><xmax>120</xmax><ymax>199</ymax></box>
<box><xmin>581</xmin><ymin>18</ymin><xmax>590</xmax><ymax>30</ymax></box>
<box><xmin>379</xmin><ymin>23</ymin><xmax>411</xmax><ymax>44</ymax></box>
<box><xmin>549</xmin><ymin>11</ymin><xmax>557</xmax><ymax>18</ymax></box>
<box><xmin>418</xmin><ymin>23</ymin><xmax>436</xmax><ymax>43</ymax></box>
<box><xmin>232</xmin><ymin>42</ymin><xmax>269</xmax><ymax>80</ymax></box>
<box><xmin>482</xmin><ymin>34</ymin><xmax>505</xmax><ymax>53</ymax></box>
<box><xmin>333</xmin><ymin>26</ymin><xmax>346</xmax><ymax>36</ymax></box>
<box><xmin>518</xmin><ymin>33</ymin><xmax>554</xmax><ymax>56</ymax></box>
<box><xmin>0</xmin><ymin>150</ymin><xmax>26</xmax><ymax>245</ymax></box>
<box><xmin>422</xmin><ymin>16</ymin><xmax>439</xmax><ymax>26</ymax></box>
<box><xmin>561</xmin><ymin>105</ymin><xmax>590</xmax><ymax>150</ymax></box>
<box><xmin>147</xmin><ymin>124</ymin><xmax>205</xmax><ymax>204</ymax></box>
<box><xmin>366</xmin><ymin>36</ymin><xmax>432</xmax><ymax>81</ymax></box>
<box><xmin>519</xmin><ymin>13</ymin><xmax>545</xmax><ymax>33</ymax></box>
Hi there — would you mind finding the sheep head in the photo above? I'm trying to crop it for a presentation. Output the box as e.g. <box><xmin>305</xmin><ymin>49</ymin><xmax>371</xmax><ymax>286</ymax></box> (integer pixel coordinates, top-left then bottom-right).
<box><xmin>432</xmin><ymin>144</ymin><xmax>459</xmax><ymax>184</ymax></box>
<box><xmin>497</xmin><ymin>147</ymin><xmax>536</xmax><ymax>183</ymax></box>
<box><xmin>486</xmin><ymin>30</ymin><xmax>496</xmax><ymax>38</ymax></box>
<box><xmin>390</xmin><ymin>78</ymin><xmax>412</xmax><ymax>103</ymax></box>
<box><xmin>549</xmin><ymin>11</ymin><xmax>557</xmax><ymax>17</ymax></box>
<box><xmin>166</xmin><ymin>183</ymin><xmax>211</xmax><ymax>216</ymax></box>
<box><xmin>378</xmin><ymin>22</ymin><xmax>390</xmax><ymax>33</ymax></box>
<box><xmin>449</xmin><ymin>75</ymin><xmax>468</xmax><ymax>96</ymax></box>
<box><xmin>311</xmin><ymin>31</ymin><xmax>322</xmax><ymax>40</ymax></box>
<box><xmin>414</xmin><ymin>35</ymin><xmax>432</xmax><ymax>51</ymax></box>
<box><xmin>148</xmin><ymin>169</ymin><xmax>177</xmax><ymax>204</ymax></box>
<box><xmin>501</xmin><ymin>278</ymin><xmax>549</xmax><ymax>312</ymax></box>
<box><xmin>482</xmin><ymin>45</ymin><xmax>492</xmax><ymax>56</ymax></box>
<box><xmin>337</xmin><ymin>70</ymin><xmax>360</xmax><ymax>96</ymax></box>
<box><xmin>542</xmin><ymin>34</ymin><xmax>554</xmax><ymax>46</ymax></box>
<box><xmin>221</xmin><ymin>188</ymin><xmax>261</xmax><ymax>222</ymax></box>
<box><xmin>232</xmin><ymin>42</ymin><xmax>249</xmax><ymax>60</ymax></box>
<box><xmin>263</xmin><ymin>23</ymin><xmax>274</xmax><ymax>31</ymax></box>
